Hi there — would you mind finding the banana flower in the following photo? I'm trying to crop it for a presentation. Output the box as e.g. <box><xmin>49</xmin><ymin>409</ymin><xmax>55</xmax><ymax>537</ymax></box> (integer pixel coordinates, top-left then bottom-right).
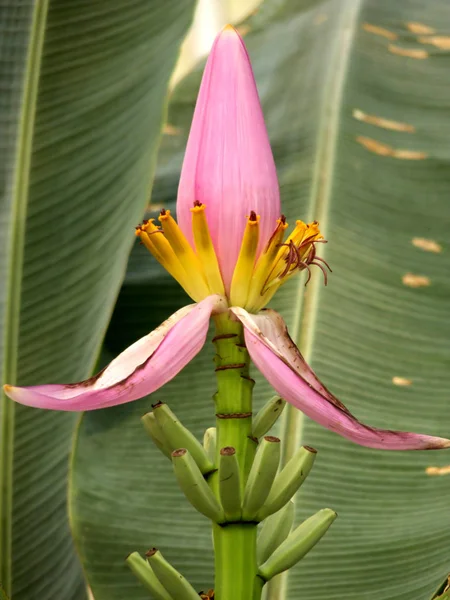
<box><xmin>4</xmin><ymin>26</ymin><xmax>449</xmax><ymax>452</ymax></box>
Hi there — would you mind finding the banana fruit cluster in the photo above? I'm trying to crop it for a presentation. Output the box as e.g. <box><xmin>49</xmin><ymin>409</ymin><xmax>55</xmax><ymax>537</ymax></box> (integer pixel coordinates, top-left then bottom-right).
<box><xmin>129</xmin><ymin>397</ymin><xmax>336</xmax><ymax>598</ymax></box>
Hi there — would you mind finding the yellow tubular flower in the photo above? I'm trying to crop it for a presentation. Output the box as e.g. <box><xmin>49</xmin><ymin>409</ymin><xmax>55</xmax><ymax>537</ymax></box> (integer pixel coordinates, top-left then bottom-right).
<box><xmin>136</xmin><ymin>206</ymin><xmax>328</xmax><ymax>312</ymax></box>
<box><xmin>135</xmin><ymin>220</ymin><xmax>197</xmax><ymax>297</ymax></box>
<box><xmin>190</xmin><ymin>202</ymin><xmax>225</xmax><ymax>295</ymax></box>
<box><xmin>230</xmin><ymin>212</ymin><xmax>260</xmax><ymax>307</ymax></box>
<box><xmin>158</xmin><ymin>209</ymin><xmax>211</xmax><ymax>299</ymax></box>
<box><xmin>245</xmin><ymin>216</ymin><xmax>288</xmax><ymax>311</ymax></box>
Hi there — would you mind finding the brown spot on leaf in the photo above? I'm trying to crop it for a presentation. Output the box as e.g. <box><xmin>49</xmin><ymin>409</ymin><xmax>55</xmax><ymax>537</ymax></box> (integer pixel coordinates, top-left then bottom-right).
<box><xmin>412</xmin><ymin>237</ymin><xmax>442</xmax><ymax>253</ymax></box>
<box><xmin>426</xmin><ymin>465</ymin><xmax>450</xmax><ymax>476</ymax></box>
<box><xmin>363</xmin><ymin>23</ymin><xmax>398</xmax><ymax>40</ymax></box>
<box><xmin>353</xmin><ymin>109</ymin><xmax>415</xmax><ymax>132</ymax></box>
<box><xmin>163</xmin><ymin>123</ymin><xmax>181</xmax><ymax>135</ymax></box>
<box><xmin>394</xmin><ymin>149</ymin><xmax>428</xmax><ymax>160</ymax></box>
<box><xmin>236</xmin><ymin>24</ymin><xmax>251</xmax><ymax>37</ymax></box>
<box><xmin>418</xmin><ymin>35</ymin><xmax>450</xmax><ymax>50</ymax></box>
<box><xmin>388</xmin><ymin>44</ymin><xmax>428</xmax><ymax>59</ymax></box>
<box><xmin>356</xmin><ymin>136</ymin><xmax>427</xmax><ymax>160</ymax></box>
<box><xmin>315</xmin><ymin>13</ymin><xmax>328</xmax><ymax>25</ymax></box>
<box><xmin>402</xmin><ymin>273</ymin><xmax>431</xmax><ymax>287</ymax></box>
<box><xmin>392</xmin><ymin>376</ymin><xmax>412</xmax><ymax>386</ymax></box>
<box><xmin>407</xmin><ymin>22</ymin><xmax>435</xmax><ymax>34</ymax></box>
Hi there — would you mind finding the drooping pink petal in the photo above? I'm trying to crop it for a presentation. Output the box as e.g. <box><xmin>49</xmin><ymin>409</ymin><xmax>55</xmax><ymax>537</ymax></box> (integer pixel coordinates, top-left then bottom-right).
<box><xmin>177</xmin><ymin>25</ymin><xmax>280</xmax><ymax>291</ymax></box>
<box><xmin>231</xmin><ymin>307</ymin><xmax>450</xmax><ymax>450</ymax></box>
<box><xmin>4</xmin><ymin>295</ymin><xmax>227</xmax><ymax>411</ymax></box>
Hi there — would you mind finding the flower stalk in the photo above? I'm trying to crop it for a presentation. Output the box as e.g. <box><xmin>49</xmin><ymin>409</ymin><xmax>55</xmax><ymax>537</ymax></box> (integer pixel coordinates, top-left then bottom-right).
<box><xmin>212</xmin><ymin>312</ymin><xmax>258</xmax><ymax>599</ymax></box>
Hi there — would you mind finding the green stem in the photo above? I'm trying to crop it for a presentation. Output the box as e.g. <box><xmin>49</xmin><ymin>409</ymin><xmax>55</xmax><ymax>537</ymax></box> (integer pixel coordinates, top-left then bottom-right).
<box><xmin>212</xmin><ymin>313</ymin><xmax>259</xmax><ymax>600</ymax></box>
<box><xmin>213</xmin><ymin>523</ymin><xmax>258</xmax><ymax>599</ymax></box>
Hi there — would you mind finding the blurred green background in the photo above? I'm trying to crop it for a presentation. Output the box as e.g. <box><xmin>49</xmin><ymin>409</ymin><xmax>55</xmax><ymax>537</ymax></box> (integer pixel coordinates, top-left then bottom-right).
<box><xmin>1</xmin><ymin>0</ymin><xmax>449</xmax><ymax>599</ymax></box>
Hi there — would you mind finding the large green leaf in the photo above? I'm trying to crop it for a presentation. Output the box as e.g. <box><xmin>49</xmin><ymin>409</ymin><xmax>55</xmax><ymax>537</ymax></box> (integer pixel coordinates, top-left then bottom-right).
<box><xmin>70</xmin><ymin>0</ymin><xmax>450</xmax><ymax>598</ymax></box>
<box><xmin>0</xmin><ymin>1</ymin><xmax>195</xmax><ymax>598</ymax></box>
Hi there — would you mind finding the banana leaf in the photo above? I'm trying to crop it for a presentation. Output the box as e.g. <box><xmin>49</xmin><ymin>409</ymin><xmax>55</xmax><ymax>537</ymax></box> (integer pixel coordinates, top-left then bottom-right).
<box><xmin>70</xmin><ymin>0</ymin><xmax>450</xmax><ymax>598</ymax></box>
<box><xmin>0</xmin><ymin>1</ymin><xmax>195</xmax><ymax>598</ymax></box>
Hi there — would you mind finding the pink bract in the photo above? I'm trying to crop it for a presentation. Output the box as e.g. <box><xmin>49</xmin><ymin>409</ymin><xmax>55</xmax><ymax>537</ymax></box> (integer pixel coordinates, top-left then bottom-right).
<box><xmin>177</xmin><ymin>26</ymin><xmax>280</xmax><ymax>291</ymax></box>
<box><xmin>231</xmin><ymin>307</ymin><xmax>450</xmax><ymax>451</ymax></box>
<box><xmin>4</xmin><ymin>296</ymin><xmax>226</xmax><ymax>411</ymax></box>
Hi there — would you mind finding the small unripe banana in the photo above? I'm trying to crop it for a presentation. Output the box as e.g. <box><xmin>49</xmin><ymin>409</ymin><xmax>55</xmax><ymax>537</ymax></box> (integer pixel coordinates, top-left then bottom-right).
<box><xmin>141</xmin><ymin>412</ymin><xmax>172</xmax><ymax>459</ymax></box>
<box><xmin>153</xmin><ymin>403</ymin><xmax>214</xmax><ymax>475</ymax></box>
<box><xmin>146</xmin><ymin>548</ymin><xmax>200</xmax><ymax>600</ymax></box>
<box><xmin>257</xmin><ymin>501</ymin><xmax>294</xmax><ymax>564</ymax></box>
<box><xmin>252</xmin><ymin>396</ymin><xmax>286</xmax><ymax>438</ymax></box>
<box><xmin>125</xmin><ymin>552</ymin><xmax>172</xmax><ymax>600</ymax></box>
<box><xmin>219</xmin><ymin>447</ymin><xmax>242</xmax><ymax>521</ymax></box>
<box><xmin>242</xmin><ymin>436</ymin><xmax>280</xmax><ymax>520</ymax></box>
<box><xmin>203</xmin><ymin>427</ymin><xmax>217</xmax><ymax>464</ymax></box>
<box><xmin>257</xmin><ymin>445</ymin><xmax>317</xmax><ymax>520</ymax></box>
<box><xmin>172</xmin><ymin>449</ymin><xmax>223</xmax><ymax>522</ymax></box>
<box><xmin>258</xmin><ymin>508</ymin><xmax>337</xmax><ymax>581</ymax></box>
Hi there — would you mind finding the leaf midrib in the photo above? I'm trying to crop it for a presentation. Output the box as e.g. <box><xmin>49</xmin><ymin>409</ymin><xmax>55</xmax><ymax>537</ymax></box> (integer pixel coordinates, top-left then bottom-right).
<box><xmin>268</xmin><ymin>1</ymin><xmax>363</xmax><ymax>598</ymax></box>
<box><xmin>0</xmin><ymin>2</ymin><xmax>50</xmax><ymax>593</ymax></box>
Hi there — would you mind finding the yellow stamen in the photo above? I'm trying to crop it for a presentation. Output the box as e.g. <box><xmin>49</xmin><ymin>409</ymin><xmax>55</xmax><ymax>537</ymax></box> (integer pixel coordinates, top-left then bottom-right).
<box><xmin>245</xmin><ymin>216</ymin><xmax>288</xmax><ymax>311</ymax></box>
<box><xmin>190</xmin><ymin>203</ymin><xmax>225</xmax><ymax>295</ymax></box>
<box><xmin>269</xmin><ymin>220</ymin><xmax>322</xmax><ymax>281</ymax></box>
<box><xmin>158</xmin><ymin>209</ymin><xmax>210</xmax><ymax>298</ymax></box>
<box><xmin>136</xmin><ymin>221</ymin><xmax>195</xmax><ymax>296</ymax></box>
<box><xmin>246</xmin><ymin>219</ymin><xmax>324</xmax><ymax>312</ymax></box>
<box><xmin>273</xmin><ymin>220</ymin><xmax>308</xmax><ymax>267</ymax></box>
<box><xmin>230</xmin><ymin>212</ymin><xmax>260</xmax><ymax>307</ymax></box>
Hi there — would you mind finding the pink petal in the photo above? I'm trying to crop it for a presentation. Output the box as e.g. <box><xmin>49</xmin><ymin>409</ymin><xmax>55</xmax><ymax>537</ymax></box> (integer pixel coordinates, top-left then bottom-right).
<box><xmin>177</xmin><ymin>25</ymin><xmax>280</xmax><ymax>291</ymax></box>
<box><xmin>4</xmin><ymin>295</ymin><xmax>227</xmax><ymax>411</ymax></box>
<box><xmin>231</xmin><ymin>307</ymin><xmax>450</xmax><ymax>450</ymax></box>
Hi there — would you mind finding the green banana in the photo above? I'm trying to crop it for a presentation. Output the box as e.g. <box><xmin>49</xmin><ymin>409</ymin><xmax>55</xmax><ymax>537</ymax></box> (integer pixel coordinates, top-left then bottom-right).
<box><xmin>252</xmin><ymin>396</ymin><xmax>286</xmax><ymax>438</ymax></box>
<box><xmin>146</xmin><ymin>548</ymin><xmax>200</xmax><ymax>600</ymax></box>
<box><xmin>141</xmin><ymin>412</ymin><xmax>172</xmax><ymax>459</ymax></box>
<box><xmin>153</xmin><ymin>403</ymin><xmax>214</xmax><ymax>474</ymax></box>
<box><xmin>257</xmin><ymin>445</ymin><xmax>317</xmax><ymax>520</ymax></box>
<box><xmin>242</xmin><ymin>436</ymin><xmax>280</xmax><ymax>520</ymax></box>
<box><xmin>258</xmin><ymin>508</ymin><xmax>337</xmax><ymax>581</ymax></box>
<box><xmin>125</xmin><ymin>552</ymin><xmax>173</xmax><ymax>600</ymax></box>
<box><xmin>218</xmin><ymin>446</ymin><xmax>242</xmax><ymax>521</ymax></box>
<box><xmin>203</xmin><ymin>427</ymin><xmax>217</xmax><ymax>464</ymax></box>
<box><xmin>171</xmin><ymin>449</ymin><xmax>224</xmax><ymax>522</ymax></box>
<box><xmin>257</xmin><ymin>501</ymin><xmax>294</xmax><ymax>564</ymax></box>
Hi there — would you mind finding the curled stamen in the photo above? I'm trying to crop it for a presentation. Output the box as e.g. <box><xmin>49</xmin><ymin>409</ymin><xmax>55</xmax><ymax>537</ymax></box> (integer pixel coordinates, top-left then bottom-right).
<box><xmin>300</xmin><ymin>261</ymin><xmax>312</xmax><ymax>285</ymax></box>
<box><xmin>313</xmin><ymin>255</ymin><xmax>332</xmax><ymax>272</ymax></box>
<box><xmin>277</xmin><ymin>237</ymin><xmax>330</xmax><ymax>286</ymax></box>
<box><xmin>310</xmin><ymin>260</ymin><xmax>329</xmax><ymax>285</ymax></box>
<box><xmin>278</xmin><ymin>240</ymin><xmax>299</xmax><ymax>278</ymax></box>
